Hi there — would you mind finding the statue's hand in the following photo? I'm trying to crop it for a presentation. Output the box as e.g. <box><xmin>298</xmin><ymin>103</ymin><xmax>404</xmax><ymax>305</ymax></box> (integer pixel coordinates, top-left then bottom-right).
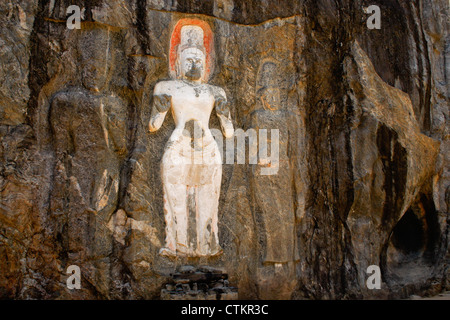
<box><xmin>153</xmin><ymin>94</ymin><xmax>171</xmax><ymax>113</ymax></box>
<box><xmin>215</xmin><ymin>97</ymin><xmax>230</xmax><ymax>117</ymax></box>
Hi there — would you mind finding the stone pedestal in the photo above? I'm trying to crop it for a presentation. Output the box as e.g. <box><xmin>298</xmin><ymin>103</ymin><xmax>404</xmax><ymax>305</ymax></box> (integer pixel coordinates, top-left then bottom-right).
<box><xmin>161</xmin><ymin>266</ymin><xmax>238</xmax><ymax>300</ymax></box>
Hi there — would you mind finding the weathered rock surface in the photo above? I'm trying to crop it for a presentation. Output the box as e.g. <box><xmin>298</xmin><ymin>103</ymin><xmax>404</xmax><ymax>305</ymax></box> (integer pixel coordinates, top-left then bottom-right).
<box><xmin>0</xmin><ymin>1</ymin><xmax>37</xmax><ymax>125</ymax></box>
<box><xmin>0</xmin><ymin>0</ymin><xmax>448</xmax><ymax>299</ymax></box>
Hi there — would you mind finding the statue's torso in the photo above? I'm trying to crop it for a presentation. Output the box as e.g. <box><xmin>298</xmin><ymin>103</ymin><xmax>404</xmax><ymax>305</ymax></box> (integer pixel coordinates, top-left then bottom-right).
<box><xmin>154</xmin><ymin>80</ymin><xmax>219</xmax><ymax>140</ymax></box>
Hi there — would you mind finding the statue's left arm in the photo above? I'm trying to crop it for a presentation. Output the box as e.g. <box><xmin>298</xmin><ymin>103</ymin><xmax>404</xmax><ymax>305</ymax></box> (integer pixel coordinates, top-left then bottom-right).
<box><xmin>149</xmin><ymin>82</ymin><xmax>171</xmax><ymax>132</ymax></box>
<box><xmin>214</xmin><ymin>88</ymin><xmax>234</xmax><ymax>138</ymax></box>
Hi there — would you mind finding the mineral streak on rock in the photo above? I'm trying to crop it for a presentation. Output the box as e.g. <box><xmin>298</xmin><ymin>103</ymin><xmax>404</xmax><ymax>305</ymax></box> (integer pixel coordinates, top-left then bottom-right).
<box><xmin>0</xmin><ymin>0</ymin><xmax>448</xmax><ymax>300</ymax></box>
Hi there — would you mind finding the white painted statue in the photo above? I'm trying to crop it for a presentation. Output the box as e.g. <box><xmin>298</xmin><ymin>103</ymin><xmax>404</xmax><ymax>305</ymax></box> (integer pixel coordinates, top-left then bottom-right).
<box><xmin>149</xmin><ymin>25</ymin><xmax>234</xmax><ymax>257</ymax></box>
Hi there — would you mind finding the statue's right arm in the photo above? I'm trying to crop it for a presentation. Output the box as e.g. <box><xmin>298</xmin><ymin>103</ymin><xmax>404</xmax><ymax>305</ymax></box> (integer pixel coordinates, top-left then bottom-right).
<box><xmin>149</xmin><ymin>83</ymin><xmax>171</xmax><ymax>132</ymax></box>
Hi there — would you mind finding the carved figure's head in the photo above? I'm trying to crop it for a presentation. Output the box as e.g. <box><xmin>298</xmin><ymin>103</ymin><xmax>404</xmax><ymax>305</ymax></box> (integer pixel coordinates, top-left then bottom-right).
<box><xmin>79</xmin><ymin>29</ymin><xmax>111</xmax><ymax>92</ymax></box>
<box><xmin>176</xmin><ymin>26</ymin><xmax>206</xmax><ymax>82</ymax></box>
<box><xmin>256</xmin><ymin>60</ymin><xmax>281</xmax><ymax>110</ymax></box>
<box><xmin>179</xmin><ymin>47</ymin><xmax>206</xmax><ymax>81</ymax></box>
<box><xmin>257</xmin><ymin>61</ymin><xmax>278</xmax><ymax>88</ymax></box>
<box><xmin>258</xmin><ymin>87</ymin><xmax>281</xmax><ymax>110</ymax></box>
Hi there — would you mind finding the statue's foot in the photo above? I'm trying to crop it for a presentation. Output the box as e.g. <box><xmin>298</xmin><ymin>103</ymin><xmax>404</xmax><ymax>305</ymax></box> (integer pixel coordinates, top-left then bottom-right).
<box><xmin>210</xmin><ymin>248</ymin><xmax>223</xmax><ymax>257</ymax></box>
<box><xmin>195</xmin><ymin>245</ymin><xmax>223</xmax><ymax>257</ymax></box>
<box><xmin>159</xmin><ymin>247</ymin><xmax>177</xmax><ymax>257</ymax></box>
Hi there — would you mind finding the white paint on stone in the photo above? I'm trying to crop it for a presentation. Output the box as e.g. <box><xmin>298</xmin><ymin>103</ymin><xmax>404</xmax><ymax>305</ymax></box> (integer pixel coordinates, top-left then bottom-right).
<box><xmin>150</xmin><ymin>24</ymin><xmax>233</xmax><ymax>257</ymax></box>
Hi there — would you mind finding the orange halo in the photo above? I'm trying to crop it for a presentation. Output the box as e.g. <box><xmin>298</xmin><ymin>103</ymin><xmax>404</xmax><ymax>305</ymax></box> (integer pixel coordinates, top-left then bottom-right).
<box><xmin>169</xmin><ymin>18</ymin><xmax>214</xmax><ymax>81</ymax></box>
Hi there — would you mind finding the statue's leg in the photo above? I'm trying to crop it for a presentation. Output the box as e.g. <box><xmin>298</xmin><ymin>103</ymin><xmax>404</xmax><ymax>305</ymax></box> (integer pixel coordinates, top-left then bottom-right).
<box><xmin>160</xmin><ymin>185</ymin><xmax>176</xmax><ymax>255</ymax></box>
<box><xmin>161</xmin><ymin>148</ymin><xmax>190</xmax><ymax>256</ymax></box>
<box><xmin>162</xmin><ymin>181</ymin><xmax>188</xmax><ymax>255</ymax></box>
<box><xmin>160</xmin><ymin>136</ymin><xmax>194</xmax><ymax>257</ymax></box>
<box><xmin>196</xmin><ymin>163</ymin><xmax>222</xmax><ymax>256</ymax></box>
<box><xmin>252</xmin><ymin>169</ymin><xmax>296</xmax><ymax>264</ymax></box>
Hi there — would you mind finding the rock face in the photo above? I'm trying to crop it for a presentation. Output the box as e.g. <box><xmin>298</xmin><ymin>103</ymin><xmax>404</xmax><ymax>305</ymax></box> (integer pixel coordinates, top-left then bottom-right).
<box><xmin>0</xmin><ymin>0</ymin><xmax>448</xmax><ymax>299</ymax></box>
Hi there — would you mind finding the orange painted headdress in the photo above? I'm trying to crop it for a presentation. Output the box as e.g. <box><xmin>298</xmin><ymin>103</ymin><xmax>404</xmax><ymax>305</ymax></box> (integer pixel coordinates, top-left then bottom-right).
<box><xmin>169</xmin><ymin>18</ymin><xmax>214</xmax><ymax>81</ymax></box>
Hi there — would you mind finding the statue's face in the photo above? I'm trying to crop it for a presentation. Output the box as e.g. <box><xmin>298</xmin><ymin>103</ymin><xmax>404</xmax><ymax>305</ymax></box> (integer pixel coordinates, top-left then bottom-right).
<box><xmin>78</xmin><ymin>30</ymin><xmax>110</xmax><ymax>92</ymax></box>
<box><xmin>179</xmin><ymin>48</ymin><xmax>205</xmax><ymax>81</ymax></box>
<box><xmin>257</xmin><ymin>62</ymin><xmax>277</xmax><ymax>88</ymax></box>
<box><xmin>259</xmin><ymin>87</ymin><xmax>281</xmax><ymax>110</ymax></box>
<box><xmin>81</xmin><ymin>55</ymin><xmax>108</xmax><ymax>92</ymax></box>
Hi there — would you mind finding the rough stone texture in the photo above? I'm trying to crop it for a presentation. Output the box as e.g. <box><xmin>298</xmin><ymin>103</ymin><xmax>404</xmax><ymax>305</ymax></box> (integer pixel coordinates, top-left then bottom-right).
<box><xmin>0</xmin><ymin>1</ymin><xmax>38</xmax><ymax>125</ymax></box>
<box><xmin>0</xmin><ymin>0</ymin><xmax>448</xmax><ymax>299</ymax></box>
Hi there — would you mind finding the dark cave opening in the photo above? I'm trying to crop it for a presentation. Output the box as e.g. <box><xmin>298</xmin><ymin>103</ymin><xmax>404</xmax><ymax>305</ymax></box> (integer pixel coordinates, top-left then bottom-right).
<box><xmin>390</xmin><ymin>193</ymin><xmax>441</xmax><ymax>263</ymax></box>
<box><xmin>391</xmin><ymin>208</ymin><xmax>425</xmax><ymax>255</ymax></box>
<box><xmin>383</xmin><ymin>193</ymin><xmax>443</xmax><ymax>286</ymax></box>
